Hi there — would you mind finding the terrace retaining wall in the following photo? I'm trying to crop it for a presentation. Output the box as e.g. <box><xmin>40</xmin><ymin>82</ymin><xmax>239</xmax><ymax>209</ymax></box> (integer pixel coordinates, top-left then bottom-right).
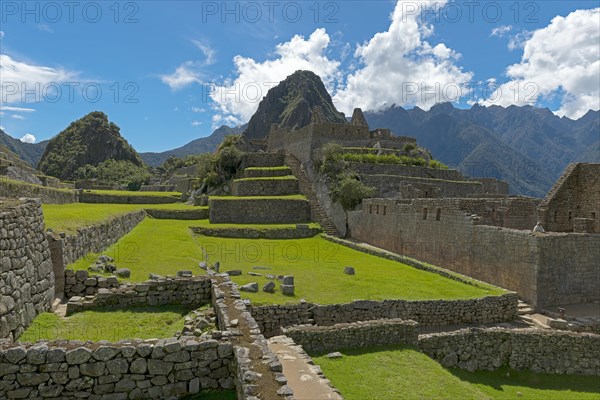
<box><xmin>282</xmin><ymin>319</ymin><xmax>418</xmax><ymax>354</ymax></box>
<box><xmin>0</xmin><ymin>199</ymin><xmax>55</xmax><ymax>340</ymax></box>
<box><xmin>251</xmin><ymin>293</ymin><xmax>518</xmax><ymax>338</ymax></box>
<box><xmin>419</xmin><ymin>328</ymin><xmax>600</xmax><ymax>376</ymax></box>
<box><xmin>191</xmin><ymin>225</ymin><xmax>320</xmax><ymax>239</ymax></box>
<box><xmin>79</xmin><ymin>193</ymin><xmax>179</xmax><ymax>204</ymax></box>
<box><xmin>209</xmin><ymin>198</ymin><xmax>311</xmax><ymax>224</ymax></box>
<box><xmin>232</xmin><ymin>178</ymin><xmax>299</xmax><ymax>196</ymax></box>
<box><xmin>145</xmin><ymin>208</ymin><xmax>208</xmax><ymax>220</ymax></box>
<box><xmin>65</xmin><ymin>276</ymin><xmax>212</xmax><ymax>315</ymax></box>
<box><xmin>0</xmin><ymin>180</ymin><xmax>77</xmax><ymax>204</ymax></box>
<box><xmin>0</xmin><ymin>336</ymin><xmax>236</xmax><ymax>399</ymax></box>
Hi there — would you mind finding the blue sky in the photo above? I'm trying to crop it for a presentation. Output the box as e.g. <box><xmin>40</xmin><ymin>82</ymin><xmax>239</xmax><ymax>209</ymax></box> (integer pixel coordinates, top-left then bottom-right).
<box><xmin>1</xmin><ymin>0</ymin><xmax>599</xmax><ymax>152</ymax></box>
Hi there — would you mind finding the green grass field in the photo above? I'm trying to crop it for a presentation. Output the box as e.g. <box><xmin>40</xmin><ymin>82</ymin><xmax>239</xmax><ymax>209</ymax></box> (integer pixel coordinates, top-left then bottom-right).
<box><xmin>234</xmin><ymin>175</ymin><xmax>298</xmax><ymax>181</ymax></box>
<box><xmin>42</xmin><ymin>203</ymin><xmax>201</xmax><ymax>233</ymax></box>
<box><xmin>313</xmin><ymin>345</ymin><xmax>600</xmax><ymax>400</ymax></box>
<box><xmin>69</xmin><ymin>218</ymin><xmax>502</xmax><ymax>305</ymax></box>
<box><xmin>19</xmin><ymin>306</ymin><xmax>191</xmax><ymax>342</ymax></box>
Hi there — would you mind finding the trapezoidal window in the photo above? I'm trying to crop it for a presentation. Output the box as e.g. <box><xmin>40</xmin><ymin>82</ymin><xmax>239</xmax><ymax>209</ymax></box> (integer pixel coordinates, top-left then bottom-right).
<box><xmin>422</xmin><ymin>208</ymin><xmax>428</xmax><ymax>220</ymax></box>
<box><xmin>592</xmin><ymin>212</ymin><xmax>596</xmax><ymax>219</ymax></box>
<box><xmin>436</xmin><ymin>208</ymin><xmax>441</xmax><ymax>221</ymax></box>
<box><xmin>554</xmin><ymin>211</ymin><xmax>558</xmax><ymax>222</ymax></box>
<box><xmin>383</xmin><ymin>206</ymin><xmax>387</xmax><ymax>216</ymax></box>
<box><xmin>569</xmin><ymin>211</ymin><xmax>572</xmax><ymax>220</ymax></box>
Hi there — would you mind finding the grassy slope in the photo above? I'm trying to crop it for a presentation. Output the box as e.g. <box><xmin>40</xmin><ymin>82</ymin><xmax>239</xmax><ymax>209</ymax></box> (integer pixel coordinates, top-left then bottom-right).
<box><xmin>69</xmin><ymin>219</ymin><xmax>501</xmax><ymax>305</ymax></box>
<box><xmin>313</xmin><ymin>345</ymin><xmax>600</xmax><ymax>400</ymax></box>
<box><xmin>20</xmin><ymin>306</ymin><xmax>191</xmax><ymax>342</ymax></box>
<box><xmin>42</xmin><ymin>203</ymin><xmax>202</xmax><ymax>233</ymax></box>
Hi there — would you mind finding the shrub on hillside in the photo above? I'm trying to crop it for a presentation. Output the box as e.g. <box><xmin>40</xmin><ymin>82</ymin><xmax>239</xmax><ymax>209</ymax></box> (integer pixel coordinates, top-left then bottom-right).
<box><xmin>332</xmin><ymin>174</ymin><xmax>376</xmax><ymax>211</ymax></box>
<box><xmin>74</xmin><ymin>159</ymin><xmax>151</xmax><ymax>190</ymax></box>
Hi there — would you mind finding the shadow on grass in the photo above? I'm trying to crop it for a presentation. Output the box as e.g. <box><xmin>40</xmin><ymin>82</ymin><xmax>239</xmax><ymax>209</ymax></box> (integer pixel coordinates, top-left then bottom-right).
<box><xmin>449</xmin><ymin>365</ymin><xmax>600</xmax><ymax>395</ymax></box>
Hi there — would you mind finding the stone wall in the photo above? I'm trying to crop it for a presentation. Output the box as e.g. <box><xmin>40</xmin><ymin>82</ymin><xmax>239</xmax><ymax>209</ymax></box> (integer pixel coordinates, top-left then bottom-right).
<box><xmin>0</xmin><ymin>199</ymin><xmax>55</xmax><ymax>340</ymax></box>
<box><xmin>0</xmin><ymin>336</ymin><xmax>236</xmax><ymax>399</ymax></box>
<box><xmin>419</xmin><ymin>328</ymin><xmax>600</xmax><ymax>376</ymax></box>
<box><xmin>145</xmin><ymin>208</ymin><xmax>208</xmax><ymax>220</ymax></box>
<box><xmin>348</xmin><ymin>198</ymin><xmax>600</xmax><ymax>307</ymax></box>
<box><xmin>66</xmin><ymin>275</ymin><xmax>212</xmax><ymax>315</ymax></box>
<box><xmin>251</xmin><ymin>294</ymin><xmax>518</xmax><ymax>338</ymax></box>
<box><xmin>209</xmin><ymin>198</ymin><xmax>311</xmax><ymax>224</ymax></box>
<box><xmin>361</xmin><ymin>174</ymin><xmax>485</xmax><ymax>199</ymax></box>
<box><xmin>63</xmin><ymin>269</ymin><xmax>121</xmax><ymax>299</ymax></box>
<box><xmin>349</xmin><ymin>163</ymin><xmax>464</xmax><ymax>181</ymax></box>
<box><xmin>282</xmin><ymin>319</ymin><xmax>418</xmax><ymax>354</ymax></box>
<box><xmin>48</xmin><ymin>211</ymin><xmax>145</xmax><ymax>270</ymax></box>
<box><xmin>244</xmin><ymin>167</ymin><xmax>292</xmax><ymax>178</ymax></box>
<box><xmin>191</xmin><ymin>225</ymin><xmax>320</xmax><ymax>239</ymax></box>
<box><xmin>232</xmin><ymin>177</ymin><xmax>299</xmax><ymax>196</ymax></box>
<box><xmin>240</xmin><ymin>152</ymin><xmax>285</xmax><ymax>168</ymax></box>
<box><xmin>538</xmin><ymin>163</ymin><xmax>600</xmax><ymax>233</ymax></box>
<box><xmin>0</xmin><ymin>179</ymin><xmax>77</xmax><ymax>204</ymax></box>
<box><xmin>79</xmin><ymin>193</ymin><xmax>179</xmax><ymax>204</ymax></box>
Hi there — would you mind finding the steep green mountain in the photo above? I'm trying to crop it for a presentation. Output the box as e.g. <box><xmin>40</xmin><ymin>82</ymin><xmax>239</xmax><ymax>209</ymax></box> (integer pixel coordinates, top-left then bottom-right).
<box><xmin>365</xmin><ymin>103</ymin><xmax>599</xmax><ymax>197</ymax></box>
<box><xmin>140</xmin><ymin>124</ymin><xmax>246</xmax><ymax>167</ymax></box>
<box><xmin>0</xmin><ymin>129</ymin><xmax>48</xmax><ymax>166</ymax></box>
<box><xmin>243</xmin><ymin>70</ymin><xmax>347</xmax><ymax>138</ymax></box>
<box><xmin>38</xmin><ymin>112</ymin><xmax>143</xmax><ymax>180</ymax></box>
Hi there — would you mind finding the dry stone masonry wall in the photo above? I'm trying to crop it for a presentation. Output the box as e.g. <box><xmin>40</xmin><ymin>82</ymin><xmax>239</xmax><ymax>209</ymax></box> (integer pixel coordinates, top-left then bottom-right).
<box><xmin>282</xmin><ymin>319</ymin><xmax>418</xmax><ymax>354</ymax></box>
<box><xmin>209</xmin><ymin>198</ymin><xmax>311</xmax><ymax>224</ymax></box>
<box><xmin>232</xmin><ymin>178</ymin><xmax>299</xmax><ymax>196</ymax></box>
<box><xmin>63</xmin><ymin>269</ymin><xmax>121</xmax><ymax>299</ymax></box>
<box><xmin>252</xmin><ymin>294</ymin><xmax>518</xmax><ymax>338</ymax></box>
<box><xmin>66</xmin><ymin>275</ymin><xmax>212</xmax><ymax>315</ymax></box>
<box><xmin>0</xmin><ymin>180</ymin><xmax>77</xmax><ymax>204</ymax></box>
<box><xmin>191</xmin><ymin>225</ymin><xmax>320</xmax><ymax>239</ymax></box>
<box><xmin>79</xmin><ymin>193</ymin><xmax>179</xmax><ymax>204</ymax></box>
<box><xmin>419</xmin><ymin>328</ymin><xmax>600</xmax><ymax>376</ymax></box>
<box><xmin>0</xmin><ymin>199</ymin><xmax>54</xmax><ymax>340</ymax></box>
<box><xmin>0</xmin><ymin>336</ymin><xmax>236</xmax><ymax>399</ymax></box>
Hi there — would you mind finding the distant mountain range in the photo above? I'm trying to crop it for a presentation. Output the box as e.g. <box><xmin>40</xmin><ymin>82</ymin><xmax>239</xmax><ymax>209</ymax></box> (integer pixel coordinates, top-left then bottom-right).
<box><xmin>0</xmin><ymin>129</ymin><xmax>48</xmax><ymax>166</ymax></box>
<box><xmin>364</xmin><ymin>104</ymin><xmax>599</xmax><ymax>197</ymax></box>
<box><xmin>2</xmin><ymin>100</ymin><xmax>598</xmax><ymax>197</ymax></box>
<box><xmin>139</xmin><ymin>124</ymin><xmax>246</xmax><ymax>167</ymax></box>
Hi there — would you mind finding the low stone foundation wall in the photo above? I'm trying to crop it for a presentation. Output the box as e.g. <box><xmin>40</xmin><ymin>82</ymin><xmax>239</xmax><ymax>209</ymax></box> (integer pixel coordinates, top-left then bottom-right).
<box><xmin>0</xmin><ymin>336</ymin><xmax>236</xmax><ymax>399</ymax></box>
<box><xmin>79</xmin><ymin>193</ymin><xmax>179</xmax><ymax>204</ymax></box>
<box><xmin>191</xmin><ymin>225</ymin><xmax>320</xmax><ymax>239</ymax></box>
<box><xmin>0</xmin><ymin>179</ymin><xmax>77</xmax><ymax>204</ymax></box>
<box><xmin>282</xmin><ymin>319</ymin><xmax>418</xmax><ymax>354</ymax></box>
<box><xmin>241</xmin><ymin>152</ymin><xmax>284</xmax><ymax>168</ymax></box>
<box><xmin>419</xmin><ymin>328</ymin><xmax>600</xmax><ymax>376</ymax></box>
<box><xmin>0</xmin><ymin>199</ymin><xmax>55</xmax><ymax>340</ymax></box>
<box><xmin>66</xmin><ymin>276</ymin><xmax>212</xmax><ymax>315</ymax></box>
<box><xmin>252</xmin><ymin>293</ymin><xmax>518</xmax><ymax>338</ymax></box>
<box><xmin>232</xmin><ymin>178</ymin><xmax>299</xmax><ymax>196</ymax></box>
<box><xmin>244</xmin><ymin>167</ymin><xmax>292</xmax><ymax>178</ymax></box>
<box><xmin>209</xmin><ymin>198</ymin><xmax>311</xmax><ymax>224</ymax></box>
<box><xmin>145</xmin><ymin>208</ymin><xmax>208</xmax><ymax>220</ymax></box>
<box><xmin>64</xmin><ymin>269</ymin><xmax>121</xmax><ymax>298</ymax></box>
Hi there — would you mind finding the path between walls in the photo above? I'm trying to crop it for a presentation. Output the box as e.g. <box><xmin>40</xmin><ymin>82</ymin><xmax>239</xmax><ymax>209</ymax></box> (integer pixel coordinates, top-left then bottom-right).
<box><xmin>268</xmin><ymin>336</ymin><xmax>343</xmax><ymax>400</ymax></box>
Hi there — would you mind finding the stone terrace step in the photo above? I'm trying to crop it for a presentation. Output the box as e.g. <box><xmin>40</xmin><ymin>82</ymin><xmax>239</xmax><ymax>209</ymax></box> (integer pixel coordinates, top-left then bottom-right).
<box><xmin>244</xmin><ymin>166</ymin><xmax>293</xmax><ymax>178</ymax></box>
<box><xmin>232</xmin><ymin>176</ymin><xmax>300</xmax><ymax>196</ymax></box>
<box><xmin>209</xmin><ymin>197</ymin><xmax>311</xmax><ymax>224</ymax></box>
<box><xmin>241</xmin><ymin>152</ymin><xmax>285</xmax><ymax>168</ymax></box>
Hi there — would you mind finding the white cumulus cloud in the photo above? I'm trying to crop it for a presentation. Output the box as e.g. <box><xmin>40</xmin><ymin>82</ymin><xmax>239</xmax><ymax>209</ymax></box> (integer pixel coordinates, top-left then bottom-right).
<box><xmin>490</xmin><ymin>25</ymin><xmax>513</xmax><ymax>38</ymax></box>
<box><xmin>160</xmin><ymin>61</ymin><xmax>204</xmax><ymax>90</ymax></box>
<box><xmin>482</xmin><ymin>8</ymin><xmax>600</xmax><ymax>119</ymax></box>
<box><xmin>333</xmin><ymin>0</ymin><xmax>473</xmax><ymax>114</ymax></box>
<box><xmin>210</xmin><ymin>28</ymin><xmax>342</xmax><ymax>126</ymax></box>
<box><xmin>0</xmin><ymin>54</ymin><xmax>78</xmax><ymax>104</ymax></box>
<box><xmin>20</xmin><ymin>134</ymin><xmax>36</xmax><ymax>143</ymax></box>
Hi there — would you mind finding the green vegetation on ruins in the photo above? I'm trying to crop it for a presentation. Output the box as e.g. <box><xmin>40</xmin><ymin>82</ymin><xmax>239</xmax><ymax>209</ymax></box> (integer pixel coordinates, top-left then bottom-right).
<box><xmin>312</xmin><ymin>345</ymin><xmax>600</xmax><ymax>400</ymax></box>
<box><xmin>20</xmin><ymin>305</ymin><xmax>192</xmax><ymax>342</ymax></box>
<box><xmin>68</xmin><ymin>218</ymin><xmax>503</xmax><ymax>305</ymax></box>
<box><xmin>42</xmin><ymin>203</ymin><xmax>199</xmax><ymax>234</ymax></box>
<box><xmin>38</xmin><ymin>111</ymin><xmax>144</xmax><ymax>181</ymax></box>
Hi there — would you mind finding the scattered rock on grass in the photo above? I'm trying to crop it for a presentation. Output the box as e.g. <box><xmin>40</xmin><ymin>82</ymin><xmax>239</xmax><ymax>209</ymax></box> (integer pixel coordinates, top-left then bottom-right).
<box><xmin>326</xmin><ymin>352</ymin><xmax>343</xmax><ymax>359</ymax></box>
<box><xmin>226</xmin><ymin>270</ymin><xmax>242</xmax><ymax>276</ymax></box>
<box><xmin>240</xmin><ymin>283</ymin><xmax>259</xmax><ymax>293</ymax></box>
<box><xmin>344</xmin><ymin>267</ymin><xmax>355</xmax><ymax>275</ymax></box>
<box><xmin>263</xmin><ymin>282</ymin><xmax>276</xmax><ymax>293</ymax></box>
<box><xmin>115</xmin><ymin>268</ymin><xmax>131</xmax><ymax>278</ymax></box>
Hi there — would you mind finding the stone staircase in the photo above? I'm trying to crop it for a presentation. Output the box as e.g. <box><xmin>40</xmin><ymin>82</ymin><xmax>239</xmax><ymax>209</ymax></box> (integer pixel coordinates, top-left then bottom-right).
<box><xmin>284</xmin><ymin>155</ymin><xmax>340</xmax><ymax>237</ymax></box>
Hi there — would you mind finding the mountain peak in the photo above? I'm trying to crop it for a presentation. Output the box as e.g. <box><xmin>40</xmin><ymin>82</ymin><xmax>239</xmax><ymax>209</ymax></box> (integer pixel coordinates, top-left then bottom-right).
<box><xmin>243</xmin><ymin>70</ymin><xmax>347</xmax><ymax>139</ymax></box>
<box><xmin>38</xmin><ymin>111</ymin><xmax>143</xmax><ymax>180</ymax></box>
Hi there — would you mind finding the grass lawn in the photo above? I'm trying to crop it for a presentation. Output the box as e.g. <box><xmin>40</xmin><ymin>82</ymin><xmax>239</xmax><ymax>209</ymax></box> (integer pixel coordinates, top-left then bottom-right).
<box><xmin>19</xmin><ymin>306</ymin><xmax>191</xmax><ymax>342</ymax></box>
<box><xmin>69</xmin><ymin>219</ymin><xmax>502</xmax><ymax>305</ymax></box>
<box><xmin>42</xmin><ymin>203</ymin><xmax>201</xmax><ymax>233</ymax></box>
<box><xmin>82</xmin><ymin>189</ymin><xmax>182</xmax><ymax>197</ymax></box>
<box><xmin>312</xmin><ymin>345</ymin><xmax>600</xmax><ymax>400</ymax></box>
